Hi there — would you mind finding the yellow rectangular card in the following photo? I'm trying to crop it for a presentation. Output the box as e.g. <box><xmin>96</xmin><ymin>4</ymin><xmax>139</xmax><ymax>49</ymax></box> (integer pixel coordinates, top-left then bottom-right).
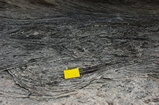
<box><xmin>64</xmin><ymin>68</ymin><xmax>80</xmax><ymax>79</ymax></box>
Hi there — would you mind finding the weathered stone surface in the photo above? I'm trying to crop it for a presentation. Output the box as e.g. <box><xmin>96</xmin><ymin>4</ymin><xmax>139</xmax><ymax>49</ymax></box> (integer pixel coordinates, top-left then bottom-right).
<box><xmin>0</xmin><ymin>0</ymin><xmax>159</xmax><ymax>104</ymax></box>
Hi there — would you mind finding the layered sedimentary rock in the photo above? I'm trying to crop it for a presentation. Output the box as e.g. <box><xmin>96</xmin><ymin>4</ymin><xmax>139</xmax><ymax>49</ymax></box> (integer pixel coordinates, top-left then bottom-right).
<box><xmin>0</xmin><ymin>0</ymin><xmax>159</xmax><ymax>104</ymax></box>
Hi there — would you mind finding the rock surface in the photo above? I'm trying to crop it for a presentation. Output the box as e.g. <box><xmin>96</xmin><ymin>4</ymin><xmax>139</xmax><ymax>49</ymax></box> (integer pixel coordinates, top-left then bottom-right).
<box><xmin>0</xmin><ymin>0</ymin><xmax>159</xmax><ymax>105</ymax></box>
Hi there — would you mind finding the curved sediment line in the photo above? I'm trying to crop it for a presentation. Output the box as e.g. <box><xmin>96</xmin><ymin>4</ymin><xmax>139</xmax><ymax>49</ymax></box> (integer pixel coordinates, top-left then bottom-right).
<box><xmin>0</xmin><ymin>0</ymin><xmax>159</xmax><ymax>101</ymax></box>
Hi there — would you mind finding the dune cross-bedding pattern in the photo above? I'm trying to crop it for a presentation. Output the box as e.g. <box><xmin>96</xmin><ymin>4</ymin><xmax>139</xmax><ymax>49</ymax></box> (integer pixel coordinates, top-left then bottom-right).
<box><xmin>0</xmin><ymin>0</ymin><xmax>159</xmax><ymax>104</ymax></box>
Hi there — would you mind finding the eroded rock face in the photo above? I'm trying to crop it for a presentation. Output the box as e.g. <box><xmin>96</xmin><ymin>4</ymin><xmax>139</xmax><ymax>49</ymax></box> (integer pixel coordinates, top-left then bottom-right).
<box><xmin>0</xmin><ymin>0</ymin><xmax>159</xmax><ymax>104</ymax></box>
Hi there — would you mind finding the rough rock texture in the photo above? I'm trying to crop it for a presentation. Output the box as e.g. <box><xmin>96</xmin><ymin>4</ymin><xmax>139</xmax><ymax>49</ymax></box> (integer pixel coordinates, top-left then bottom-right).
<box><xmin>0</xmin><ymin>0</ymin><xmax>159</xmax><ymax>105</ymax></box>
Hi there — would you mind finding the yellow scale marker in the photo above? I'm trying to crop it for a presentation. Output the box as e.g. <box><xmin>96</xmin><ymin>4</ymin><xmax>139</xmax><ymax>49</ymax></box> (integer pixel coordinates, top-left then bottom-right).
<box><xmin>64</xmin><ymin>68</ymin><xmax>80</xmax><ymax>79</ymax></box>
